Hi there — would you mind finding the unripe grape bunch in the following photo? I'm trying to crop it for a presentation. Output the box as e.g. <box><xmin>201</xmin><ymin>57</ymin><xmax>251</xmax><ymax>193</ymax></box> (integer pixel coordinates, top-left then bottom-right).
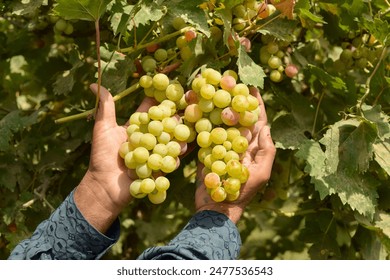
<box><xmin>119</xmin><ymin>68</ymin><xmax>261</xmax><ymax>204</ymax></box>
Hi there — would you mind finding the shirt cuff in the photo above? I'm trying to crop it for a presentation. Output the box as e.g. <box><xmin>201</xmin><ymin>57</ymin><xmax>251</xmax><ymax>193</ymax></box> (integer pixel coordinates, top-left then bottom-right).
<box><xmin>138</xmin><ymin>210</ymin><xmax>241</xmax><ymax>260</ymax></box>
<box><xmin>9</xmin><ymin>189</ymin><xmax>120</xmax><ymax>260</ymax></box>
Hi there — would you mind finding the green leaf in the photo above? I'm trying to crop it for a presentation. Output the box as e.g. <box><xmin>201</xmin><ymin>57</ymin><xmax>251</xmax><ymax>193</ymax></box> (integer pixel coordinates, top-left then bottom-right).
<box><xmin>0</xmin><ymin>110</ymin><xmax>39</xmax><ymax>152</ymax></box>
<box><xmin>362</xmin><ymin>104</ymin><xmax>390</xmax><ymax>140</ymax></box>
<box><xmin>320</xmin><ymin>119</ymin><xmax>377</xmax><ymax>174</ymax></box>
<box><xmin>373</xmin><ymin>139</ymin><xmax>390</xmax><ymax>176</ymax></box>
<box><xmin>10</xmin><ymin>0</ymin><xmax>47</xmax><ymax>16</ymax></box>
<box><xmin>306</xmin><ymin>64</ymin><xmax>347</xmax><ymax>92</ymax></box>
<box><xmin>53</xmin><ymin>0</ymin><xmax>112</xmax><ymax>21</ymax></box>
<box><xmin>361</xmin><ymin>16</ymin><xmax>390</xmax><ymax>46</ymax></box>
<box><xmin>131</xmin><ymin>0</ymin><xmax>166</xmax><ymax>28</ymax></box>
<box><xmin>237</xmin><ymin>46</ymin><xmax>266</xmax><ymax>89</ymax></box>
<box><xmin>271</xmin><ymin>114</ymin><xmax>309</xmax><ymax>150</ymax></box>
<box><xmin>257</xmin><ymin>17</ymin><xmax>298</xmax><ymax>41</ymax></box>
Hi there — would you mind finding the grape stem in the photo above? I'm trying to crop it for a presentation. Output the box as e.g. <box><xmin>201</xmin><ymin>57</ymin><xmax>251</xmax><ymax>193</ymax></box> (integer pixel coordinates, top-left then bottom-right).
<box><xmin>357</xmin><ymin>41</ymin><xmax>389</xmax><ymax>113</ymax></box>
<box><xmin>119</xmin><ymin>26</ymin><xmax>191</xmax><ymax>54</ymax></box>
<box><xmin>54</xmin><ymin>82</ymin><xmax>140</xmax><ymax>124</ymax></box>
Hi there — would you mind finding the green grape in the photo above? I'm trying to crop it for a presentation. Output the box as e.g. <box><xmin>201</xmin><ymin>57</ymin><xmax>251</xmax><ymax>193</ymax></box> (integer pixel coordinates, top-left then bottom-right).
<box><xmin>140</xmin><ymin>178</ymin><xmax>156</xmax><ymax>193</ymax></box>
<box><xmin>55</xmin><ymin>19</ymin><xmax>67</xmax><ymax>32</ymax></box>
<box><xmin>140</xmin><ymin>133</ymin><xmax>157</xmax><ymax>150</ymax></box>
<box><xmin>269</xmin><ymin>69</ymin><xmax>283</xmax><ymax>82</ymax></box>
<box><xmin>232</xmin><ymin>4</ymin><xmax>246</xmax><ymax>18</ymax></box>
<box><xmin>211</xmin><ymin>145</ymin><xmax>227</xmax><ymax>160</ymax></box>
<box><xmin>166</xmin><ymin>83</ymin><xmax>184</xmax><ymax>102</ymax></box>
<box><xmin>119</xmin><ymin>142</ymin><xmax>131</xmax><ymax>159</ymax></box>
<box><xmin>204</xmin><ymin>172</ymin><xmax>221</xmax><ymax>189</ymax></box>
<box><xmin>148</xmin><ymin>120</ymin><xmax>163</xmax><ymax>136</ymax></box>
<box><xmin>231</xmin><ymin>83</ymin><xmax>250</xmax><ymax>96</ymax></box>
<box><xmin>161</xmin><ymin>155</ymin><xmax>177</xmax><ymax>173</ymax></box>
<box><xmin>210</xmin><ymin>186</ymin><xmax>227</xmax><ymax>202</ymax></box>
<box><xmin>198</xmin><ymin>147</ymin><xmax>212</xmax><ymax>163</ymax></box>
<box><xmin>238</xmin><ymin>165</ymin><xmax>249</xmax><ymax>183</ymax></box>
<box><xmin>127</xmin><ymin>124</ymin><xmax>140</xmax><ymax>137</ymax></box>
<box><xmin>152</xmin><ymin>73</ymin><xmax>170</xmax><ymax>90</ymax></box>
<box><xmin>129</xmin><ymin>112</ymin><xmax>141</xmax><ymax>125</ymax></box>
<box><xmin>191</xmin><ymin>76</ymin><xmax>207</xmax><ymax>92</ymax></box>
<box><xmin>226</xmin><ymin>127</ymin><xmax>241</xmax><ymax>141</ymax></box>
<box><xmin>147</xmin><ymin>153</ymin><xmax>162</xmax><ymax>170</ymax></box>
<box><xmin>184</xmin><ymin>104</ymin><xmax>203</xmax><ymax>123</ymax></box>
<box><xmin>260</xmin><ymin>46</ymin><xmax>272</xmax><ymax>64</ymax></box>
<box><xmin>209</xmin><ymin>108</ymin><xmax>223</xmax><ymax>125</ymax></box>
<box><xmin>124</xmin><ymin>151</ymin><xmax>137</xmax><ymax>169</ymax></box>
<box><xmin>211</xmin><ymin>160</ymin><xmax>227</xmax><ymax>176</ymax></box>
<box><xmin>155</xmin><ymin>176</ymin><xmax>170</xmax><ymax>191</ymax></box>
<box><xmin>213</xmin><ymin>89</ymin><xmax>231</xmax><ymax>108</ymax></box>
<box><xmin>157</xmin><ymin>131</ymin><xmax>171</xmax><ymax>144</ymax></box>
<box><xmin>138</xmin><ymin>112</ymin><xmax>150</xmax><ymax>124</ymax></box>
<box><xmin>136</xmin><ymin>163</ymin><xmax>153</xmax><ymax>178</ymax></box>
<box><xmin>223</xmin><ymin>177</ymin><xmax>241</xmax><ymax>194</ymax></box>
<box><xmin>173</xmin><ymin>124</ymin><xmax>191</xmax><ymax>141</ymax></box>
<box><xmin>154</xmin><ymin>48</ymin><xmax>168</xmax><ymax>61</ymax></box>
<box><xmin>232</xmin><ymin>17</ymin><xmax>246</xmax><ymax>31</ymax></box>
<box><xmin>180</xmin><ymin>45</ymin><xmax>192</xmax><ymax>60</ymax></box>
<box><xmin>226</xmin><ymin>191</ymin><xmax>240</xmax><ymax>201</ymax></box>
<box><xmin>231</xmin><ymin>95</ymin><xmax>249</xmax><ymax>112</ymax></box>
<box><xmin>161</xmin><ymin>117</ymin><xmax>177</xmax><ymax>133</ymax></box>
<box><xmin>148</xmin><ymin>106</ymin><xmax>164</xmax><ymax>120</ymax></box>
<box><xmin>129</xmin><ymin>131</ymin><xmax>143</xmax><ymax>148</ymax></box>
<box><xmin>223</xmin><ymin>140</ymin><xmax>232</xmax><ymax>151</ymax></box>
<box><xmin>139</xmin><ymin>75</ymin><xmax>153</xmax><ymax>88</ymax></box>
<box><xmin>148</xmin><ymin>190</ymin><xmax>167</xmax><ymax>204</ymax></box>
<box><xmin>222</xmin><ymin>69</ymin><xmax>238</xmax><ymax>80</ymax></box>
<box><xmin>203</xmin><ymin>154</ymin><xmax>216</xmax><ymax>169</ymax></box>
<box><xmin>142</xmin><ymin>57</ymin><xmax>157</xmax><ymax>72</ymax></box>
<box><xmin>210</xmin><ymin>127</ymin><xmax>228</xmax><ymax>144</ymax></box>
<box><xmin>197</xmin><ymin>131</ymin><xmax>212</xmax><ymax>148</ymax></box>
<box><xmin>224</xmin><ymin>150</ymin><xmax>240</xmax><ymax>163</ymax></box>
<box><xmin>226</xmin><ymin>159</ymin><xmax>242</xmax><ymax>177</ymax></box>
<box><xmin>266</xmin><ymin>41</ymin><xmax>279</xmax><ymax>55</ymax></box>
<box><xmin>232</xmin><ymin>135</ymin><xmax>249</xmax><ymax>153</ymax></box>
<box><xmin>133</xmin><ymin>146</ymin><xmax>149</xmax><ymax>163</ymax></box>
<box><xmin>160</xmin><ymin>100</ymin><xmax>176</xmax><ymax>116</ymax></box>
<box><xmin>172</xmin><ymin>16</ymin><xmax>186</xmax><ymax>30</ymax></box>
<box><xmin>202</xmin><ymin>68</ymin><xmax>222</xmax><ymax>86</ymax></box>
<box><xmin>64</xmin><ymin>22</ymin><xmax>74</xmax><ymax>35</ymax></box>
<box><xmin>198</xmin><ymin>98</ymin><xmax>215</xmax><ymax>113</ymax></box>
<box><xmin>239</xmin><ymin>110</ymin><xmax>258</xmax><ymax>127</ymax></box>
<box><xmin>166</xmin><ymin>141</ymin><xmax>181</xmax><ymax>158</ymax></box>
<box><xmin>153</xmin><ymin>89</ymin><xmax>167</xmax><ymax>103</ymax></box>
<box><xmin>200</xmin><ymin>84</ymin><xmax>216</xmax><ymax>99</ymax></box>
<box><xmin>176</xmin><ymin>35</ymin><xmax>187</xmax><ymax>49</ymax></box>
<box><xmin>129</xmin><ymin>180</ymin><xmax>147</xmax><ymax>198</ymax></box>
<box><xmin>144</xmin><ymin>87</ymin><xmax>155</xmax><ymax>97</ymax></box>
<box><xmin>246</xmin><ymin>94</ymin><xmax>260</xmax><ymax>110</ymax></box>
<box><xmin>209</xmin><ymin>26</ymin><xmax>222</xmax><ymax>42</ymax></box>
<box><xmin>268</xmin><ymin>56</ymin><xmax>282</xmax><ymax>69</ymax></box>
<box><xmin>153</xmin><ymin>143</ymin><xmax>168</xmax><ymax>157</ymax></box>
<box><xmin>195</xmin><ymin>118</ymin><xmax>213</xmax><ymax>133</ymax></box>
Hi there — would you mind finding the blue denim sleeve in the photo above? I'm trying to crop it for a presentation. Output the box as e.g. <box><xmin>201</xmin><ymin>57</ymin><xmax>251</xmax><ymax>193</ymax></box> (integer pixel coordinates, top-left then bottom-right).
<box><xmin>8</xmin><ymin>190</ymin><xmax>120</xmax><ymax>260</ymax></box>
<box><xmin>137</xmin><ymin>210</ymin><xmax>241</xmax><ymax>260</ymax></box>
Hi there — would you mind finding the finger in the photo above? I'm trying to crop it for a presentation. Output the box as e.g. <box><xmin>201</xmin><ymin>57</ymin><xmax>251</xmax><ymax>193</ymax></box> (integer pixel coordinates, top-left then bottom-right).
<box><xmin>90</xmin><ymin>83</ymin><xmax>117</xmax><ymax>128</ymax></box>
<box><xmin>253</xmin><ymin>126</ymin><xmax>276</xmax><ymax>178</ymax></box>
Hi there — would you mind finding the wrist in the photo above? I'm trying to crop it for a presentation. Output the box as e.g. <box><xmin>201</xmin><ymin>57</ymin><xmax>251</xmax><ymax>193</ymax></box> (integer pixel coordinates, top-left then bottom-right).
<box><xmin>74</xmin><ymin>171</ymin><xmax>129</xmax><ymax>233</ymax></box>
<box><xmin>196</xmin><ymin>204</ymin><xmax>243</xmax><ymax>224</ymax></box>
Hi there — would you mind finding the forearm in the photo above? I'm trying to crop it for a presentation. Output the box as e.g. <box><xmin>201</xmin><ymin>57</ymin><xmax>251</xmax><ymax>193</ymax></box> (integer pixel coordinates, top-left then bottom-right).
<box><xmin>138</xmin><ymin>210</ymin><xmax>241</xmax><ymax>260</ymax></box>
<box><xmin>8</xmin><ymin>190</ymin><xmax>119</xmax><ymax>260</ymax></box>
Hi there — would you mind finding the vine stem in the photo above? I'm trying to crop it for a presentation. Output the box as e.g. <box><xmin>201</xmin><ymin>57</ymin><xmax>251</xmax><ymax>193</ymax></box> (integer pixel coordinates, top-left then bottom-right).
<box><xmin>119</xmin><ymin>26</ymin><xmax>191</xmax><ymax>54</ymax></box>
<box><xmin>54</xmin><ymin>82</ymin><xmax>140</xmax><ymax>124</ymax></box>
<box><xmin>312</xmin><ymin>90</ymin><xmax>326</xmax><ymax>138</ymax></box>
<box><xmin>357</xmin><ymin>42</ymin><xmax>389</xmax><ymax>113</ymax></box>
<box><xmin>95</xmin><ymin>19</ymin><xmax>101</xmax><ymax>114</ymax></box>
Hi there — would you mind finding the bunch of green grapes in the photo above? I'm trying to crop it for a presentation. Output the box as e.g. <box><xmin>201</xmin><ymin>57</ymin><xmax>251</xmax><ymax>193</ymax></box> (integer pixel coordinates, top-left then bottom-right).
<box><xmin>119</xmin><ymin>73</ymin><xmax>196</xmax><ymax>204</ymax></box>
<box><xmin>334</xmin><ymin>32</ymin><xmax>383</xmax><ymax>73</ymax></box>
<box><xmin>52</xmin><ymin>17</ymin><xmax>74</xmax><ymax>35</ymax></box>
<box><xmin>183</xmin><ymin>68</ymin><xmax>261</xmax><ymax>202</ymax></box>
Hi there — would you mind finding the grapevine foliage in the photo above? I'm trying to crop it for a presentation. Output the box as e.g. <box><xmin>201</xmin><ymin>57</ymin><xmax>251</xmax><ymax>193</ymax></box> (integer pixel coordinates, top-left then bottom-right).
<box><xmin>1</xmin><ymin>0</ymin><xmax>390</xmax><ymax>260</ymax></box>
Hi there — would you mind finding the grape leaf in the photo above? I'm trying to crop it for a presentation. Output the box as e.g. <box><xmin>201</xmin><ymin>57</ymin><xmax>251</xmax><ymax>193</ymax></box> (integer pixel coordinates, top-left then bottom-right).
<box><xmin>306</xmin><ymin>64</ymin><xmax>346</xmax><ymax>92</ymax></box>
<box><xmin>108</xmin><ymin>1</ymin><xmax>135</xmax><ymax>35</ymax></box>
<box><xmin>271</xmin><ymin>114</ymin><xmax>308</xmax><ymax>150</ymax></box>
<box><xmin>257</xmin><ymin>17</ymin><xmax>298</xmax><ymax>41</ymax></box>
<box><xmin>320</xmin><ymin>119</ymin><xmax>377</xmax><ymax>174</ymax></box>
<box><xmin>53</xmin><ymin>0</ymin><xmax>112</xmax><ymax>21</ymax></box>
<box><xmin>10</xmin><ymin>0</ymin><xmax>47</xmax><ymax>16</ymax></box>
<box><xmin>373</xmin><ymin>139</ymin><xmax>390</xmax><ymax>176</ymax></box>
<box><xmin>237</xmin><ymin>46</ymin><xmax>266</xmax><ymax>89</ymax></box>
<box><xmin>362</xmin><ymin>104</ymin><xmax>390</xmax><ymax>140</ymax></box>
<box><xmin>130</xmin><ymin>0</ymin><xmax>166</xmax><ymax>28</ymax></box>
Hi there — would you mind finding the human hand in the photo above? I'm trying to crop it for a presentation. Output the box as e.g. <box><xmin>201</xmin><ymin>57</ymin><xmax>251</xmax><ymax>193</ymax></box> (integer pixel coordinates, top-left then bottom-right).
<box><xmin>74</xmin><ymin>84</ymin><xmax>156</xmax><ymax>232</ymax></box>
<box><xmin>195</xmin><ymin>89</ymin><xmax>276</xmax><ymax>224</ymax></box>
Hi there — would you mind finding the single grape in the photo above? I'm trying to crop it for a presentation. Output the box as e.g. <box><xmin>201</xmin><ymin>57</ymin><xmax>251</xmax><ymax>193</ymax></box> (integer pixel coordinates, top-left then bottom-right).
<box><xmin>269</xmin><ymin>69</ymin><xmax>283</xmax><ymax>83</ymax></box>
<box><xmin>147</xmin><ymin>153</ymin><xmax>163</xmax><ymax>170</ymax></box>
<box><xmin>195</xmin><ymin>118</ymin><xmax>213</xmax><ymax>133</ymax></box>
<box><xmin>148</xmin><ymin>190</ymin><xmax>167</xmax><ymax>204</ymax></box>
<box><xmin>204</xmin><ymin>172</ymin><xmax>221</xmax><ymax>189</ymax></box>
<box><xmin>226</xmin><ymin>159</ymin><xmax>242</xmax><ymax>177</ymax></box>
<box><xmin>202</xmin><ymin>68</ymin><xmax>222</xmax><ymax>86</ymax></box>
<box><xmin>231</xmin><ymin>95</ymin><xmax>249</xmax><ymax>112</ymax></box>
<box><xmin>223</xmin><ymin>177</ymin><xmax>241</xmax><ymax>194</ymax></box>
<box><xmin>184</xmin><ymin>104</ymin><xmax>203</xmax><ymax>123</ymax></box>
<box><xmin>119</xmin><ymin>142</ymin><xmax>131</xmax><ymax>159</ymax></box>
<box><xmin>268</xmin><ymin>56</ymin><xmax>282</xmax><ymax>69</ymax></box>
<box><xmin>185</xmin><ymin>89</ymin><xmax>199</xmax><ymax>104</ymax></box>
<box><xmin>231</xmin><ymin>83</ymin><xmax>250</xmax><ymax>96</ymax></box>
<box><xmin>166</xmin><ymin>141</ymin><xmax>181</xmax><ymax>158</ymax></box>
<box><xmin>173</xmin><ymin>124</ymin><xmax>191</xmax><ymax>142</ymax></box>
<box><xmin>211</xmin><ymin>160</ymin><xmax>227</xmax><ymax>176</ymax></box>
<box><xmin>128</xmin><ymin>131</ymin><xmax>143</xmax><ymax>148</ymax></box>
<box><xmin>211</xmin><ymin>145</ymin><xmax>227</xmax><ymax>160</ymax></box>
<box><xmin>239</xmin><ymin>110</ymin><xmax>258</xmax><ymax>127</ymax></box>
<box><xmin>139</xmin><ymin>75</ymin><xmax>153</xmax><ymax>88</ymax></box>
<box><xmin>148</xmin><ymin>105</ymin><xmax>164</xmax><ymax>120</ymax></box>
<box><xmin>142</xmin><ymin>57</ymin><xmax>157</xmax><ymax>72</ymax></box>
<box><xmin>232</xmin><ymin>135</ymin><xmax>249</xmax><ymax>153</ymax></box>
<box><xmin>200</xmin><ymin>84</ymin><xmax>216</xmax><ymax>99</ymax></box>
<box><xmin>153</xmin><ymin>143</ymin><xmax>168</xmax><ymax>157</ymax></box>
<box><xmin>213</xmin><ymin>89</ymin><xmax>231</xmax><ymax>108</ymax></box>
<box><xmin>185</xmin><ymin>29</ymin><xmax>197</xmax><ymax>42</ymax></box>
<box><xmin>136</xmin><ymin>163</ymin><xmax>153</xmax><ymax>178</ymax></box>
<box><xmin>140</xmin><ymin>133</ymin><xmax>157</xmax><ymax>150</ymax></box>
<box><xmin>285</xmin><ymin>64</ymin><xmax>299</xmax><ymax>78</ymax></box>
<box><xmin>160</xmin><ymin>155</ymin><xmax>177</xmax><ymax>173</ymax></box>
<box><xmin>55</xmin><ymin>19</ymin><xmax>67</xmax><ymax>32</ymax></box>
<box><xmin>224</xmin><ymin>150</ymin><xmax>240</xmax><ymax>163</ymax></box>
<box><xmin>191</xmin><ymin>76</ymin><xmax>207</xmax><ymax>92</ymax></box>
<box><xmin>220</xmin><ymin>75</ymin><xmax>237</xmax><ymax>92</ymax></box>
<box><xmin>198</xmin><ymin>147</ymin><xmax>212</xmax><ymax>163</ymax></box>
<box><xmin>157</xmin><ymin>131</ymin><xmax>171</xmax><ymax>144</ymax></box>
<box><xmin>166</xmin><ymin>83</ymin><xmax>184</xmax><ymax>102</ymax></box>
<box><xmin>210</xmin><ymin>186</ymin><xmax>227</xmax><ymax>202</ymax></box>
<box><xmin>129</xmin><ymin>180</ymin><xmax>147</xmax><ymax>198</ymax></box>
<box><xmin>124</xmin><ymin>151</ymin><xmax>137</xmax><ymax>169</ymax></box>
<box><xmin>209</xmin><ymin>108</ymin><xmax>223</xmax><ymax>125</ymax></box>
<box><xmin>172</xmin><ymin>16</ymin><xmax>186</xmax><ymax>30</ymax></box>
<box><xmin>155</xmin><ymin>176</ymin><xmax>170</xmax><ymax>191</ymax></box>
<box><xmin>133</xmin><ymin>146</ymin><xmax>149</xmax><ymax>163</ymax></box>
<box><xmin>197</xmin><ymin>131</ymin><xmax>212</xmax><ymax>148</ymax></box>
<box><xmin>140</xmin><ymin>178</ymin><xmax>156</xmax><ymax>194</ymax></box>
<box><xmin>152</xmin><ymin>73</ymin><xmax>170</xmax><ymax>90</ymax></box>
<box><xmin>154</xmin><ymin>48</ymin><xmax>168</xmax><ymax>61</ymax></box>
<box><xmin>210</xmin><ymin>127</ymin><xmax>228</xmax><ymax>145</ymax></box>
<box><xmin>221</xmin><ymin>107</ymin><xmax>240</xmax><ymax>126</ymax></box>
<box><xmin>198</xmin><ymin>97</ymin><xmax>215</xmax><ymax>113</ymax></box>
<box><xmin>267</xmin><ymin>41</ymin><xmax>279</xmax><ymax>55</ymax></box>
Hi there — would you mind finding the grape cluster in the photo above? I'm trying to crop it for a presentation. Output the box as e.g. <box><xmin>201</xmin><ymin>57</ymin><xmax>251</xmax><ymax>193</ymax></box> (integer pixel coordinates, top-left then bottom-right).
<box><xmin>119</xmin><ymin>73</ymin><xmax>195</xmax><ymax>204</ymax></box>
<box><xmin>184</xmin><ymin>68</ymin><xmax>260</xmax><ymax>202</ymax></box>
<box><xmin>52</xmin><ymin>17</ymin><xmax>74</xmax><ymax>35</ymax></box>
<box><xmin>120</xmin><ymin>68</ymin><xmax>261</xmax><ymax>204</ymax></box>
<box><xmin>259</xmin><ymin>34</ymin><xmax>298</xmax><ymax>82</ymax></box>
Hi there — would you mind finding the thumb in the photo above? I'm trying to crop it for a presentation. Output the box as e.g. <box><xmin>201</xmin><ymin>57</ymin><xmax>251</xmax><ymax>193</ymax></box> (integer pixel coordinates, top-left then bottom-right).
<box><xmin>90</xmin><ymin>83</ymin><xmax>117</xmax><ymax>127</ymax></box>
